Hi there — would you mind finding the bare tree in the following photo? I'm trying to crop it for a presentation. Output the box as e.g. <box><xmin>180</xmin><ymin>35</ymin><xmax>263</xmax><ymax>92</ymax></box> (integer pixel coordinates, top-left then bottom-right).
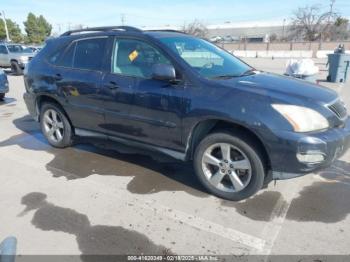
<box><xmin>182</xmin><ymin>20</ymin><xmax>208</xmax><ymax>38</ymax></box>
<box><xmin>289</xmin><ymin>5</ymin><xmax>336</xmax><ymax>41</ymax></box>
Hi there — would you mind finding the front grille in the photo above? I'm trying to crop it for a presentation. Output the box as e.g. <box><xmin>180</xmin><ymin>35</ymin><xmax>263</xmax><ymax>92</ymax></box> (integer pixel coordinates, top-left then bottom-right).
<box><xmin>328</xmin><ymin>100</ymin><xmax>347</xmax><ymax>120</ymax></box>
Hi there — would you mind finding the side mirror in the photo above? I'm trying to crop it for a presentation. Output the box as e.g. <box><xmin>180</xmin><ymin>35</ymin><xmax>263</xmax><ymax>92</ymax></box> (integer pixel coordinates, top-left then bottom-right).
<box><xmin>152</xmin><ymin>63</ymin><xmax>176</xmax><ymax>81</ymax></box>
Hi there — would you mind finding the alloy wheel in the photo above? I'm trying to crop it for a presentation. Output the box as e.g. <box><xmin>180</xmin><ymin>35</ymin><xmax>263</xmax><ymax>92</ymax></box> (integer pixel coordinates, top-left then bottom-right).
<box><xmin>42</xmin><ymin>109</ymin><xmax>65</xmax><ymax>143</ymax></box>
<box><xmin>201</xmin><ymin>143</ymin><xmax>252</xmax><ymax>193</ymax></box>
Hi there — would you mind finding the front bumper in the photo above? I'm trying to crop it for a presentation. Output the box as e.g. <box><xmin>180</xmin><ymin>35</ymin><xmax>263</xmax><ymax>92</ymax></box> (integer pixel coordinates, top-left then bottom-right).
<box><xmin>0</xmin><ymin>77</ymin><xmax>9</xmax><ymax>94</ymax></box>
<box><xmin>264</xmin><ymin>117</ymin><xmax>350</xmax><ymax>179</ymax></box>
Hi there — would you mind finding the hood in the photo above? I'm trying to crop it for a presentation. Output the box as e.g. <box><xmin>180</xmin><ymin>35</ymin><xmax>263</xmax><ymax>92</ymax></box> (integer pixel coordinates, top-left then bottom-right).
<box><xmin>214</xmin><ymin>72</ymin><xmax>338</xmax><ymax>105</ymax></box>
<box><xmin>11</xmin><ymin>52</ymin><xmax>34</xmax><ymax>58</ymax></box>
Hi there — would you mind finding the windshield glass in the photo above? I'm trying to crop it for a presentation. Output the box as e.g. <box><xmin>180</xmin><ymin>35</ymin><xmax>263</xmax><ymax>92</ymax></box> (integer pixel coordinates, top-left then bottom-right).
<box><xmin>159</xmin><ymin>36</ymin><xmax>252</xmax><ymax>79</ymax></box>
<box><xmin>7</xmin><ymin>45</ymin><xmax>24</xmax><ymax>53</ymax></box>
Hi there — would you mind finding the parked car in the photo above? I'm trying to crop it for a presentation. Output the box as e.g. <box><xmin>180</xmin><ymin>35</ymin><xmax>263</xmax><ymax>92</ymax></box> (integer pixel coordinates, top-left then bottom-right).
<box><xmin>23</xmin><ymin>26</ymin><xmax>350</xmax><ymax>201</ymax></box>
<box><xmin>0</xmin><ymin>69</ymin><xmax>9</xmax><ymax>100</ymax></box>
<box><xmin>0</xmin><ymin>42</ymin><xmax>34</xmax><ymax>75</ymax></box>
<box><xmin>23</xmin><ymin>46</ymin><xmax>43</xmax><ymax>54</ymax></box>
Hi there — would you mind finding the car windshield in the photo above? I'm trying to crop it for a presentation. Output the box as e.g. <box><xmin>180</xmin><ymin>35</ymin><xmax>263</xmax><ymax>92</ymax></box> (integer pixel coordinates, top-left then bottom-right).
<box><xmin>159</xmin><ymin>36</ymin><xmax>252</xmax><ymax>79</ymax></box>
<box><xmin>7</xmin><ymin>45</ymin><xmax>24</xmax><ymax>53</ymax></box>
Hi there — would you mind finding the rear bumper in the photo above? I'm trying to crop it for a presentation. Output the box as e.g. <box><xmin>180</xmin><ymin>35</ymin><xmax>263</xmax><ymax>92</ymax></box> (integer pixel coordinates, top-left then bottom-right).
<box><xmin>23</xmin><ymin>92</ymin><xmax>38</xmax><ymax>121</ymax></box>
<box><xmin>264</xmin><ymin>117</ymin><xmax>350</xmax><ymax>180</ymax></box>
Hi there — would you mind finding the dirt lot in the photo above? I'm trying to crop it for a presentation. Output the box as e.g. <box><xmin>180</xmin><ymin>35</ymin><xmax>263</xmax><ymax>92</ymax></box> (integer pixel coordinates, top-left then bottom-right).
<box><xmin>1</xmin><ymin>58</ymin><xmax>350</xmax><ymax>261</ymax></box>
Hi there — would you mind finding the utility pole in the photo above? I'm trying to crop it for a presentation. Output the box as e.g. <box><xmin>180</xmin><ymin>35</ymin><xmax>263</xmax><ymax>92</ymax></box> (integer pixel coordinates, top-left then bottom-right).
<box><xmin>121</xmin><ymin>14</ymin><xmax>125</xmax><ymax>25</ymax></box>
<box><xmin>0</xmin><ymin>10</ymin><xmax>10</xmax><ymax>42</ymax></box>
<box><xmin>329</xmin><ymin>0</ymin><xmax>336</xmax><ymax>22</ymax></box>
<box><xmin>282</xmin><ymin>18</ymin><xmax>286</xmax><ymax>41</ymax></box>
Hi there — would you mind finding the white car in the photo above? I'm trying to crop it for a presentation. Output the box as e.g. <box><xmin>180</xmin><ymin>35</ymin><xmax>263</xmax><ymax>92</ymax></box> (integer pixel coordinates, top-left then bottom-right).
<box><xmin>0</xmin><ymin>43</ymin><xmax>34</xmax><ymax>75</ymax></box>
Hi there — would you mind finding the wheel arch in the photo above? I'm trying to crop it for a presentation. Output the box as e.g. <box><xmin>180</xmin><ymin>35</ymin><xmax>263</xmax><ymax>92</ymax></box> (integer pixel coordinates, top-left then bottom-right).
<box><xmin>36</xmin><ymin>95</ymin><xmax>73</xmax><ymax>129</ymax></box>
<box><xmin>186</xmin><ymin>119</ymin><xmax>271</xmax><ymax>170</ymax></box>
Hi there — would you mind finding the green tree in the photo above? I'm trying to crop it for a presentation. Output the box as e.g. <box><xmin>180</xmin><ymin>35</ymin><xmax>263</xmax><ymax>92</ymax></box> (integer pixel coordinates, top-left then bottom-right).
<box><xmin>0</xmin><ymin>18</ymin><xmax>23</xmax><ymax>42</ymax></box>
<box><xmin>24</xmin><ymin>12</ymin><xmax>52</xmax><ymax>44</ymax></box>
<box><xmin>330</xmin><ymin>17</ymin><xmax>349</xmax><ymax>40</ymax></box>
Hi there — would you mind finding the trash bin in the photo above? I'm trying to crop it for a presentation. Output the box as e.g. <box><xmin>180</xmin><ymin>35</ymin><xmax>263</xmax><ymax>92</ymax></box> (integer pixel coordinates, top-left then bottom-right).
<box><xmin>327</xmin><ymin>45</ymin><xmax>350</xmax><ymax>83</ymax></box>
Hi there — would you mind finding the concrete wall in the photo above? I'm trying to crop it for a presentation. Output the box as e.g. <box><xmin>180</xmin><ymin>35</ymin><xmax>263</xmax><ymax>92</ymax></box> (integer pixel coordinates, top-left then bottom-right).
<box><xmin>222</xmin><ymin>41</ymin><xmax>350</xmax><ymax>58</ymax></box>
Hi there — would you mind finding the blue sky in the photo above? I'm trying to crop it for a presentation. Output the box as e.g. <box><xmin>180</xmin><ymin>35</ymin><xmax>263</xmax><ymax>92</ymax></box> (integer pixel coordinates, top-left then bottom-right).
<box><xmin>2</xmin><ymin>0</ymin><xmax>350</xmax><ymax>33</ymax></box>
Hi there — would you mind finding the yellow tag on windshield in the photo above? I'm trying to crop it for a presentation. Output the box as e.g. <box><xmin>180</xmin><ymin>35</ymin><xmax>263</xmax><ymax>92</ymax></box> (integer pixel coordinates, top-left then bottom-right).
<box><xmin>129</xmin><ymin>50</ymin><xmax>139</xmax><ymax>62</ymax></box>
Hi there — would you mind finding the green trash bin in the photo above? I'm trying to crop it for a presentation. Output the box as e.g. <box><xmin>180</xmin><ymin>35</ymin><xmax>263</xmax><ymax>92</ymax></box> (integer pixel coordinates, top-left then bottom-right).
<box><xmin>327</xmin><ymin>53</ymin><xmax>350</xmax><ymax>83</ymax></box>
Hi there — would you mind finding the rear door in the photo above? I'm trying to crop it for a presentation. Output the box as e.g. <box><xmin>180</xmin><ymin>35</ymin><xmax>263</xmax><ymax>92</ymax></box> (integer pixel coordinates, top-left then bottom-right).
<box><xmin>52</xmin><ymin>37</ymin><xmax>108</xmax><ymax>132</ymax></box>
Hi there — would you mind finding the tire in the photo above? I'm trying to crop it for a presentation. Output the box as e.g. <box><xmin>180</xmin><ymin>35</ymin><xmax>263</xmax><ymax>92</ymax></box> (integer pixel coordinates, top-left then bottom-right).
<box><xmin>11</xmin><ymin>61</ymin><xmax>23</xmax><ymax>76</ymax></box>
<box><xmin>194</xmin><ymin>131</ymin><xmax>265</xmax><ymax>201</ymax></box>
<box><xmin>0</xmin><ymin>93</ymin><xmax>4</xmax><ymax>100</ymax></box>
<box><xmin>40</xmin><ymin>102</ymin><xmax>73</xmax><ymax>148</ymax></box>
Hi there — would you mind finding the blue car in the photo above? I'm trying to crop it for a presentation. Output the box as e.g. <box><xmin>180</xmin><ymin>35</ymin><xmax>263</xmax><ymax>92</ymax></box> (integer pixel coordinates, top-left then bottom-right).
<box><xmin>23</xmin><ymin>26</ymin><xmax>350</xmax><ymax>200</ymax></box>
<box><xmin>0</xmin><ymin>69</ymin><xmax>9</xmax><ymax>100</ymax></box>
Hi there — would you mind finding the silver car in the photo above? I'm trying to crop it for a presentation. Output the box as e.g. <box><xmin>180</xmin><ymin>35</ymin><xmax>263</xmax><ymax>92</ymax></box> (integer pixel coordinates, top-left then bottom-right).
<box><xmin>0</xmin><ymin>69</ymin><xmax>9</xmax><ymax>100</ymax></box>
<box><xmin>0</xmin><ymin>43</ymin><xmax>33</xmax><ymax>75</ymax></box>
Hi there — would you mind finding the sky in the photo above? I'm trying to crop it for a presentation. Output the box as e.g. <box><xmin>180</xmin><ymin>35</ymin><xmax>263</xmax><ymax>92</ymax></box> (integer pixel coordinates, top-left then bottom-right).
<box><xmin>2</xmin><ymin>0</ymin><xmax>350</xmax><ymax>33</ymax></box>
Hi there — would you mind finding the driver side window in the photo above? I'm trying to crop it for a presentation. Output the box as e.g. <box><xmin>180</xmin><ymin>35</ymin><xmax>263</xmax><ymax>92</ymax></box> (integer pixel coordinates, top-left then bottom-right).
<box><xmin>112</xmin><ymin>39</ymin><xmax>171</xmax><ymax>78</ymax></box>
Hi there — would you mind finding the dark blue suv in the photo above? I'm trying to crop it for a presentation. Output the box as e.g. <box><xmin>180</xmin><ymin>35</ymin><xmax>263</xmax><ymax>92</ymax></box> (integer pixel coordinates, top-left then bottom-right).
<box><xmin>23</xmin><ymin>26</ymin><xmax>350</xmax><ymax>201</ymax></box>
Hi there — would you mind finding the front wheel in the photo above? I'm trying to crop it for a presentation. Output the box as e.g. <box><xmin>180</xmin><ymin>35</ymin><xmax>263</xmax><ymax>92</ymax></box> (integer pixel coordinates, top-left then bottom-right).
<box><xmin>40</xmin><ymin>103</ymin><xmax>73</xmax><ymax>148</ymax></box>
<box><xmin>11</xmin><ymin>61</ymin><xmax>23</xmax><ymax>75</ymax></box>
<box><xmin>194</xmin><ymin>131</ymin><xmax>265</xmax><ymax>201</ymax></box>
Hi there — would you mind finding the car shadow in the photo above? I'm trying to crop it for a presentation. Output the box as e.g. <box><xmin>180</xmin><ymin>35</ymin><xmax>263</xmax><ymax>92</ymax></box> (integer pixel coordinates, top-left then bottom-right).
<box><xmin>0</xmin><ymin>115</ymin><xmax>208</xmax><ymax>198</ymax></box>
<box><xmin>19</xmin><ymin>192</ymin><xmax>171</xmax><ymax>261</ymax></box>
<box><xmin>0</xmin><ymin>97</ymin><xmax>16</xmax><ymax>106</ymax></box>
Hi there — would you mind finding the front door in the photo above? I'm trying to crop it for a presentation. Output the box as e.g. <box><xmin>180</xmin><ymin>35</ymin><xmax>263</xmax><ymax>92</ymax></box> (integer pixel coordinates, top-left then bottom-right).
<box><xmin>104</xmin><ymin>38</ymin><xmax>184</xmax><ymax>151</ymax></box>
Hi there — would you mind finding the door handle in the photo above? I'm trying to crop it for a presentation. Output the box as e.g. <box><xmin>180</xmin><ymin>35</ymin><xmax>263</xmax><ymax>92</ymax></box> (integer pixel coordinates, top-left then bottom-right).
<box><xmin>54</xmin><ymin>74</ymin><xmax>62</xmax><ymax>81</ymax></box>
<box><xmin>105</xmin><ymin>81</ymin><xmax>120</xmax><ymax>90</ymax></box>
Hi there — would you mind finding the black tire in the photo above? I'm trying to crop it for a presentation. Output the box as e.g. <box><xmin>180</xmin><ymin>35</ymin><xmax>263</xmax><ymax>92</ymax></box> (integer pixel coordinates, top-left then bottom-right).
<box><xmin>0</xmin><ymin>93</ymin><xmax>4</xmax><ymax>100</ymax></box>
<box><xmin>40</xmin><ymin>102</ymin><xmax>73</xmax><ymax>148</ymax></box>
<box><xmin>193</xmin><ymin>131</ymin><xmax>265</xmax><ymax>201</ymax></box>
<box><xmin>11</xmin><ymin>61</ymin><xmax>23</xmax><ymax>76</ymax></box>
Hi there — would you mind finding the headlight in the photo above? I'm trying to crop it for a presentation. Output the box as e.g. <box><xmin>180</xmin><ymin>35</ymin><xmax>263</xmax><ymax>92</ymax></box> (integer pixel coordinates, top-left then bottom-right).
<box><xmin>272</xmin><ymin>104</ymin><xmax>329</xmax><ymax>132</ymax></box>
<box><xmin>20</xmin><ymin>56</ymin><xmax>29</xmax><ymax>62</ymax></box>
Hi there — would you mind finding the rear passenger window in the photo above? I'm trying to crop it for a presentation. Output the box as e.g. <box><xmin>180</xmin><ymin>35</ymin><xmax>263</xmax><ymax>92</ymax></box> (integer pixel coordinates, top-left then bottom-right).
<box><xmin>73</xmin><ymin>38</ymin><xmax>107</xmax><ymax>71</ymax></box>
<box><xmin>58</xmin><ymin>43</ymin><xmax>76</xmax><ymax>68</ymax></box>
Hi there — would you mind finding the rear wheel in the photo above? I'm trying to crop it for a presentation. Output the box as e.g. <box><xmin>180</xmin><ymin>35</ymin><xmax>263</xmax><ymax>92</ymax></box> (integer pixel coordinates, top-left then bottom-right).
<box><xmin>194</xmin><ymin>131</ymin><xmax>265</xmax><ymax>201</ymax></box>
<box><xmin>0</xmin><ymin>93</ymin><xmax>4</xmax><ymax>100</ymax></box>
<box><xmin>11</xmin><ymin>61</ymin><xmax>23</xmax><ymax>75</ymax></box>
<box><xmin>40</xmin><ymin>103</ymin><xmax>73</xmax><ymax>148</ymax></box>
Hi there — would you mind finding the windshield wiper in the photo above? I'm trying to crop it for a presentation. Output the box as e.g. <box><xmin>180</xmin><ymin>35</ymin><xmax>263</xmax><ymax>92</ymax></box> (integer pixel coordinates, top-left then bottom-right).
<box><xmin>211</xmin><ymin>74</ymin><xmax>240</xmax><ymax>79</ymax></box>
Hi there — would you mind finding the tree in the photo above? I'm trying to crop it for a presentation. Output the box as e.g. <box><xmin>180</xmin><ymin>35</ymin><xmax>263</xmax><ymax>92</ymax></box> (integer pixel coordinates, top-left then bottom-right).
<box><xmin>0</xmin><ymin>18</ymin><xmax>23</xmax><ymax>42</ymax></box>
<box><xmin>182</xmin><ymin>20</ymin><xmax>208</xmax><ymax>38</ymax></box>
<box><xmin>330</xmin><ymin>17</ymin><xmax>349</xmax><ymax>40</ymax></box>
<box><xmin>289</xmin><ymin>5</ymin><xmax>336</xmax><ymax>41</ymax></box>
<box><xmin>24</xmin><ymin>12</ymin><xmax>52</xmax><ymax>44</ymax></box>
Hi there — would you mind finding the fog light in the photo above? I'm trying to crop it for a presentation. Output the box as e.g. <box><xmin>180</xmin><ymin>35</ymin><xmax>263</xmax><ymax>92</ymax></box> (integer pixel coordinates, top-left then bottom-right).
<box><xmin>297</xmin><ymin>153</ymin><xmax>325</xmax><ymax>163</ymax></box>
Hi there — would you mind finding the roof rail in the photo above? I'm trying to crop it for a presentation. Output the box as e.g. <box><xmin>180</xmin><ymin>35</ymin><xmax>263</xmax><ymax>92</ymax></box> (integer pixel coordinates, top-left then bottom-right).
<box><xmin>146</xmin><ymin>29</ymin><xmax>186</xmax><ymax>34</ymax></box>
<box><xmin>60</xmin><ymin>26</ymin><xmax>142</xmax><ymax>36</ymax></box>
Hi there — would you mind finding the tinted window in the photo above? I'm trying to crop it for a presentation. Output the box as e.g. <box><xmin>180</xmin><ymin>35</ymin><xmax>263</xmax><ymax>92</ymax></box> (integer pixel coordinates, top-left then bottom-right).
<box><xmin>0</xmin><ymin>45</ymin><xmax>7</xmax><ymax>54</ymax></box>
<box><xmin>57</xmin><ymin>42</ymin><xmax>76</xmax><ymax>67</ymax></box>
<box><xmin>112</xmin><ymin>39</ymin><xmax>171</xmax><ymax>78</ymax></box>
<box><xmin>74</xmin><ymin>38</ymin><xmax>107</xmax><ymax>71</ymax></box>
